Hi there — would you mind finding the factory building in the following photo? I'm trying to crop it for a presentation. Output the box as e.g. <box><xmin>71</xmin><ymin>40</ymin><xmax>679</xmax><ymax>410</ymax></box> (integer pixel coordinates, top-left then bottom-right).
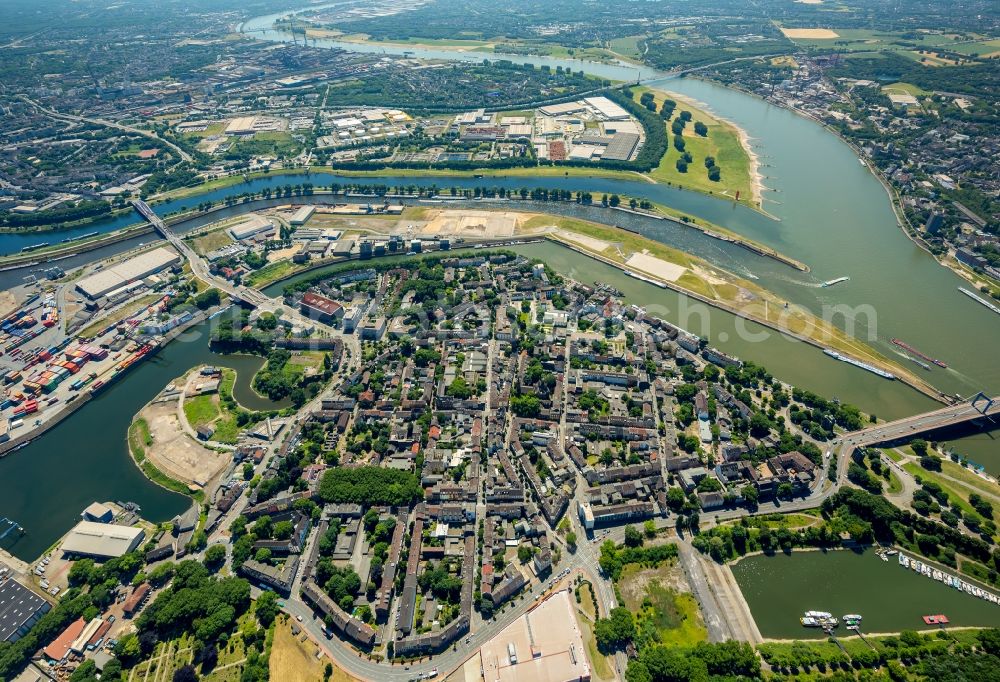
<box><xmin>227</xmin><ymin>215</ymin><xmax>275</xmax><ymax>241</ymax></box>
<box><xmin>290</xmin><ymin>205</ymin><xmax>315</xmax><ymax>226</ymax></box>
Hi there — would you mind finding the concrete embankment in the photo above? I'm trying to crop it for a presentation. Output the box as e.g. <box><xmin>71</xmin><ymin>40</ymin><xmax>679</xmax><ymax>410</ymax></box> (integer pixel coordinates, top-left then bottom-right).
<box><xmin>0</xmin><ymin>223</ymin><xmax>156</xmax><ymax>268</ymax></box>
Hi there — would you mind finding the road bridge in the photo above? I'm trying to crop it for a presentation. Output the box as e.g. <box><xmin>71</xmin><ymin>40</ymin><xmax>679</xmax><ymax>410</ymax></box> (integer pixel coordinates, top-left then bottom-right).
<box><xmin>844</xmin><ymin>396</ymin><xmax>999</xmax><ymax>448</ymax></box>
<box><xmin>131</xmin><ymin>199</ymin><xmax>362</xmax><ymax>364</ymax></box>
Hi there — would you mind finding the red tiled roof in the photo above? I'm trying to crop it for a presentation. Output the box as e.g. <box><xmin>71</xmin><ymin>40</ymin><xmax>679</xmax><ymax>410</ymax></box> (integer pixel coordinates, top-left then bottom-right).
<box><xmin>44</xmin><ymin>618</ymin><xmax>86</xmax><ymax>661</ymax></box>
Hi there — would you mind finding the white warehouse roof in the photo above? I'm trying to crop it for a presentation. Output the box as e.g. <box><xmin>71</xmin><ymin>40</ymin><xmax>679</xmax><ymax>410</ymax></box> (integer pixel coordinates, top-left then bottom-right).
<box><xmin>75</xmin><ymin>247</ymin><xmax>181</xmax><ymax>300</ymax></box>
<box><xmin>584</xmin><ymin>96</ymin><xmax>631</xmax><ymax>120</ymax></box>
<box><xmin>61</xmin><ymin>521</ymin><xmax>145</xmax><ymax>559</ymax></box>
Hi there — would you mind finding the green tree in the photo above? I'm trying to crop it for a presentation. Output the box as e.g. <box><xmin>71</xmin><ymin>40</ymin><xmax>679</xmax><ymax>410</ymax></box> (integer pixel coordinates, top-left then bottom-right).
<box><xmin>255</xmin><ymin>591</ymin><xmax>280</xmax><ymax>627</ymax></box>
<box><xmin>517</xmin><ymin>545</ymin><xmax>534</xmax><ymax>563</ymax></box>
<box><xmin>204</xmin><ymin>544</ymin><xmax>227</xmax><ymax>571</ymax></box>
<box><xmin>624</xmin><ymin>525</ymin><xmax>644</xmax><ymax>548</ymax></box>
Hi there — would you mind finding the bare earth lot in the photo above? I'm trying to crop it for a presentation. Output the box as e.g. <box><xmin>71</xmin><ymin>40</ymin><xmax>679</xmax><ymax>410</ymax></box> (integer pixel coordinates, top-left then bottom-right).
<box><xmin>781</xmin><ymin>28</ymin><xmax>840</xmax><ymax>39</ymax></box>
<box><xmin>140</xmin><ymin>400</ymin><xmax>229</xmax><ymax>488</ymax></box>
<box><xmin>420</xmin><ymin>209</ymin><xmax>524</xmax><ymax>238</ymax></box>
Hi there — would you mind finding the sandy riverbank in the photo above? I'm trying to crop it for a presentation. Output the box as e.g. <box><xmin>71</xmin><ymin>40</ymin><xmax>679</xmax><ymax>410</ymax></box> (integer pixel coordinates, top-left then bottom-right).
<box><xmin>653</xmin><ymin>88</ymin><xmax>765</xmax><ymax>208</ymax></box>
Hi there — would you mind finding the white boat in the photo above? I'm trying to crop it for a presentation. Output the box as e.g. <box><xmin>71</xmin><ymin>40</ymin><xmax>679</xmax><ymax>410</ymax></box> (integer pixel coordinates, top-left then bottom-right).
<box><xmin>804</xmin><ymin>611</ymin><xmax>833</xmax><ymax>619</ymax></box>
<box><xmin>843</xmin><ymin>614</ymin><xmax>863</xmax><ymax>623</ymax></box>
<box><xmin>801</xmin><ymin>617</ymin><xmax>821</xmax><ymax>627</ymax></box>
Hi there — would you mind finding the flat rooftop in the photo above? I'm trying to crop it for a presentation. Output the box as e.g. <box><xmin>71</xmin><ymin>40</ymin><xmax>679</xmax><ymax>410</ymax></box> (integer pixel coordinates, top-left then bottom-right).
<box><xmin>0</xmin><ymin>577</ymin><xmax>50</xmax><ymax>642</ymax></box>
<box><xmin>75</xmin><ymin>246</ymin><xmax>180</xmax><ymax>299</ymax></box>
<box><xmin>61</xmin><ymin>521</ymin><xmax>144</xmax><ymax>558</ymax></box>
<box><xmin>479</xmin><ymin>589</ymin><xmax>591</xmax><ymax>682</ymax></box>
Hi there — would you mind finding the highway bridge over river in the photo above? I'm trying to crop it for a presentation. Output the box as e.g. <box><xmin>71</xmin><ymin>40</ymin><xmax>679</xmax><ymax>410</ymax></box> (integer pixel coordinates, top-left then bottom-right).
<box><xmin>844</xmin><ymin>393</ymin><xmax>999</xmax><ymax>448</ymax></box>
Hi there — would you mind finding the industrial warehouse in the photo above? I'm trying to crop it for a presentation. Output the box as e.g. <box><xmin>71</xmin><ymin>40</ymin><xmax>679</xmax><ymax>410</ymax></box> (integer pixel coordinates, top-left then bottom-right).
<box><xmin>0</xmin><ymin>575</ymin><xmax>51</xmax><ymax>643</ymax></box>
<box><xmin>59</xmin><ymin>521</ymin><xmax>145</xmax><ymax>559</ymax></box>
<box><xmin>74</xmin><ymin>247</ymin><xmax>181</xmax><ymax>300</ymax></box>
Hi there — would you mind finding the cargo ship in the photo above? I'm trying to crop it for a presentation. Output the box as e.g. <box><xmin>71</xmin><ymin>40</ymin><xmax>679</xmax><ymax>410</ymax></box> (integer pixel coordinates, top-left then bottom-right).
<box><xmin>823</xmin><ymin>349</ymin><xmax>896</xmax><ymax>380</ymax></box>
<box><xmin>890</xmin><ymin>339</ymin><xmax>947</xmax><ymax>368</ymax></box>
<box><xmin>959</xmin><ymin>287</ymin><xmax>1000</xmax><ymax>315</ymax></box>
<box><xmin>61</xmin><ymin>231</ymin><xmax>99</xmax><ymax>243</ymax></box>
<box><xmin>623</xmin><ymin>270</ymin><xmax>667</xmax><ymax>289</ymax></box>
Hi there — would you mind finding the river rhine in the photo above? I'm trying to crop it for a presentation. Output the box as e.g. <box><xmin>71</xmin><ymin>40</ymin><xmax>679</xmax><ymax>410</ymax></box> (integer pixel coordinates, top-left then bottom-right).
<box><xmin>0</xmin><ymin>9</ymin><xmax>995</xmax><ymax>561</ymax></box>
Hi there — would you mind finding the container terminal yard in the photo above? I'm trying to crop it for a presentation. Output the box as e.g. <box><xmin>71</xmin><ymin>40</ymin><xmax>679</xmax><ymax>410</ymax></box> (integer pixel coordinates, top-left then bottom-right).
<box><xmin>0</xmin><ymin>245</ymin><xmax>188</xmax><ymax>454</ymax></box>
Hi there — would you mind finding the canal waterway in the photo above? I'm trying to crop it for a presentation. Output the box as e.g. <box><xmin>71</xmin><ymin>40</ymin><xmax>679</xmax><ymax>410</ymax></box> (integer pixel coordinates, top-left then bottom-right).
<box><xmin>0</xmin><ymin>316</ymin><xmax>284</xmax><ymax>561</ymax></box>
<box><xmin>732</xmin><ymin>550</ymin><xmax>1000</xmax><ymax>639</ymax></box>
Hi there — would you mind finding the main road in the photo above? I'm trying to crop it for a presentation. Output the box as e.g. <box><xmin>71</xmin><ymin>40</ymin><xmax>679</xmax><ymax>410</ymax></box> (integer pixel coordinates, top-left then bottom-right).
<box><xmin>20</xmin><ymin>96</ymin><xmax>193</xmax><ymax>163</ymax></box>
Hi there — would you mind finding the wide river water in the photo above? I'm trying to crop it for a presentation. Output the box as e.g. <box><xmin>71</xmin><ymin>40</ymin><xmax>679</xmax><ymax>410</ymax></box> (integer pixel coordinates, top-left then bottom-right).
<box><xmin>0</xmin><ymin>9</ymin><xmax>996</xmax><ymax>561</ymax></box>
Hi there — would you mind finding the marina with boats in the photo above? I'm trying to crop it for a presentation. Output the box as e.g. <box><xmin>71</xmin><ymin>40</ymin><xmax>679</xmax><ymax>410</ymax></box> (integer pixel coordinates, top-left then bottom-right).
<box><xmin>898</xmin><ymin>552</ymin><xmax>1000</xmax><ymax>608</ymax></box>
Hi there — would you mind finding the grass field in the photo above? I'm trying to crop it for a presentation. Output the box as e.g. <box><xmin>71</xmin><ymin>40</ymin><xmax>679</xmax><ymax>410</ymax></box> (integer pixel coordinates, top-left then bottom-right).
<box><xmin>190</xmin><ymin>228</ymin><xmax>234</xmax><ymax>255</ymax></box>
<box><xmin>576</xmin><ymin>616</ymin><xmax>614</xmax><ymax>682</ymax></box>
<box><xmin>211</xmin><ymin>369</ymin><xmax>242</xmax><ymax>444</ymax></box>
<box><xmin>270</xmin><ymin>616</ymin><xmax>347</xmax><ymax>682</ymax></box>
<box><xmin>939</xmin><ymin>459</ymin><xmax>1000</xmax><ymax>498</ymax></box>
<box><xmin>78</xmin><ymin>294</ymin><xmax>160</xmax><ymax>338</ymax></box>
<box><xmin>244</xmin><ymin>260</ymin><xmax>303</xmax><ymax>288</ymax></box>
<box><xmin>619</xmin><ymin>563</ymin><xmax>707</xmax><ymax>647</ymax></box>
<box><xmin>634</xmin><ymin>87</ymin><xmax>754</xmax><ymax>204</ymax></box>
<box><xmin>578</xmin><ymin>582</ymin><xmax>597</xmax><ymax>620</ymax></box>
<box><xmin>608</xmin><ymin>35</ymin><xmax>645</xmax><ymax>59</ymax></box>
<box><xmin>184</xmin><ymin>394</ymin><xmax>220</xmax><ymax>427</ymax></box>
<box><xmin>902</xmin><ymin>462</ymin><xmax>979</xmax><ymax>519</ymax></box>
<box><xmin>886</xmin><ymin>469</ymin><xmax>904</xmax><ymax>495</ymax></box>
<box><xmin>882</xmin><ymin>82</ymin><xmax>931</xmax><ymax>97</ymax></box>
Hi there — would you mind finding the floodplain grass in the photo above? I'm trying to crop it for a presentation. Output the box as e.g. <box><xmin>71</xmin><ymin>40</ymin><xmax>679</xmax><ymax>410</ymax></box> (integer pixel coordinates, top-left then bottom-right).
<box><xmin>633</xmin><ymin>87</ymin><xmax>754</xmax><ymax>204</ymax></box>
<box><xmin>902</xmin><ymin>462</ymin><xmax>979</xmax><ymax>519</ymax></box>
<box><xmin>938</xmin><ymin>459</ymin><xmax>1000</xmax><ymax>499</ymax></box>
